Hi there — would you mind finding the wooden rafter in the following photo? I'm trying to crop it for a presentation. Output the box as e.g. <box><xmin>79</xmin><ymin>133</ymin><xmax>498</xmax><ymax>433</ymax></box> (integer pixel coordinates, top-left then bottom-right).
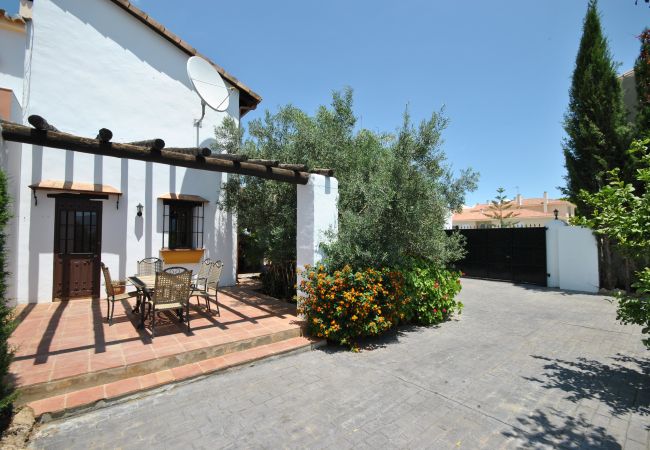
<box><xmin>0</xmin><ymin>119</ymin><xmax>318</xmax><ymax>185</ymax></box>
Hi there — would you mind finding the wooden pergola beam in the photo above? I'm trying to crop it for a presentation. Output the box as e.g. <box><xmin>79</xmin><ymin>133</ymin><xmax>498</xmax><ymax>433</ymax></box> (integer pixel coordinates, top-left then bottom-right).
<box><xmin>0</xmin><ymin>121</ymin><xmax>311</xmax><ymax>185</ymax></box>
<box><xmin>128</xmin><ymin>139</ymin><xmax>166</xmax><ymax>151</ymax></box>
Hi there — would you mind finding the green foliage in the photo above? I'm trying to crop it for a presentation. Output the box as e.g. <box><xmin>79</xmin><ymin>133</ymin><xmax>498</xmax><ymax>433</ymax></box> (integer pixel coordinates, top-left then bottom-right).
<box><xmin>616</xmin><ymin>268</ymin><xmax>650</xmax><ymax>347</ymax></box>
<box><xmin>574</xmin><ymin>138</ymin><xmax>650</xmax><ymax>257</ymax></box>
<box><xmin>401</xmin><ymin>259</ymin><xmax>463</xmax><ymax>326</ymax></box>
<box><xmin>298</xmin><ymin>265</ymin><xmax>407</xmax><ymax>348</ymax></box>
<box><xmin>217</xmin><ymin>89</ymin><xmax>478</xmax><ymax>296</ymax></box>
<box><xmin>0</xmin><ymin>169</ymin><xmax>16</xmax><ymax>417</ymax></box>
<box><xmin>563</xmin><ymin>0</ymin><xmax>632</xmax><ymax>214</ymax></box>
<box><xmin>324</xmin><ymin>106</ymin><xmax>478</xmax><ymax>270</ymax></box>
<box><xmin>634</xmin><ymin>28</ymin><xmax>650</xmax><ymax>137</ymax></box>
<box><xmin>574</xmin><ymin>138</ymin><xmax>650</xmax><ymax>347</ymax></box>
<box><xmin>298</xmin><ymin>261</ymin><xmax>464</xmax><ymax>348</ymax></box>
<box><xmin>482</xmin><ymin>187</ymin><xmax>519</xmax><ymax>228</ymax></box>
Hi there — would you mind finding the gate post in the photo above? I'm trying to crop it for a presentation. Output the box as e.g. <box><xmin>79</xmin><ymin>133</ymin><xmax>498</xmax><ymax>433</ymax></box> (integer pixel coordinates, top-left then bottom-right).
<box><xmin>296</xmin><ymin>175</ymin><xmax>338</xmax><ymax>306</ymax></box>
<box><xmin>546</xmin><ymin>219</ymin><xmax>566</xmax><ymax>288</ymax></box>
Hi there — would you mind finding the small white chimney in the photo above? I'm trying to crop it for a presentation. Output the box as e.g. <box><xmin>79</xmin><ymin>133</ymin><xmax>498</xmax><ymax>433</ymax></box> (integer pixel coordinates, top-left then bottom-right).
<box><xmin>516</xmin><ymin>194</ymin><xmax>522</xmax><ymax>207</ymax></box>
<box><xmin>19</xmin><ymin>0</ymin><xmax>33</xmax><ymax>20</ymax></box>
<box><xmin>543</xmin><ymin>191</ymin><xmax>548</xmax><ymax>213</ymax></box>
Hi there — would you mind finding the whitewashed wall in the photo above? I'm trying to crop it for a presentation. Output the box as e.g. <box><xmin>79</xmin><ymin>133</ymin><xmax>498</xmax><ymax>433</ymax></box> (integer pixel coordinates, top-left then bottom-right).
<box><xmin>0</xmin><ymin>26</ymin><xmax>25</xmax><ymax>104</ymax></box>
<box><xmin>546</xmin><ymin>222</ymin><xmax>599</xmax><ymax>293</ymax></box>
<box><xmin>296</xmin><ymin>174</ymin><xmax>339</xmax><ymax>310</ymax></box>
<box><xmin>10</xmin><ymin>0</ymin><xmax>242</xmax><ymax>302</ymax></box>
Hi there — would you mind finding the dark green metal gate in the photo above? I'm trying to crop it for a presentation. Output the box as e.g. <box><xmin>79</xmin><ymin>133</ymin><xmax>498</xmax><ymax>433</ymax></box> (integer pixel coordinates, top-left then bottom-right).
<box><xmin>447</xmin><ymin>227</ymin><xmax>547</xmax><ymax>286</ymax></box>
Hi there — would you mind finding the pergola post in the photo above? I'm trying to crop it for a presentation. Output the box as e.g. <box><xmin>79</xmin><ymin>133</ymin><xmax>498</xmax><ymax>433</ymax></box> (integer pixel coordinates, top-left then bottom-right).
<box><xmin>296</xmin><ymin>174</ymin><xmax>339</xmax><ymax>307</ymax></box>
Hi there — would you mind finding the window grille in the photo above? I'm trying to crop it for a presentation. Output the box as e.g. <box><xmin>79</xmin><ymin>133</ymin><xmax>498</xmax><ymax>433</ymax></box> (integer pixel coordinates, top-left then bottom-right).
<box><xmin>162</xmin><ymin>200</ymin><xmax>204</xmax><ymax>249</ymax></box>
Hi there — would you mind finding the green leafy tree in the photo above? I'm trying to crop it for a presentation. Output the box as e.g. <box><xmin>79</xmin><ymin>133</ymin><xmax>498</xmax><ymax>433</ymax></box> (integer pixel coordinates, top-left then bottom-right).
<box><xmin>634</xmin><ymin>28</ymin><xmax>650</xmax><ymax>137</ymax></box>
<box><xmin>574</xmin><ymin>138</ymin><xmax>650</xmax><ymax>347</ymax></box>
<box><xmin>324</xmin><ymin>107</ymin><xmax>479</xmax><ymax>269</ymax></box>
<box><xmin>218</xmin><ymin>89</ymin><xmax>478</xmax><ymax>295</ymax></box>
<box><xmin>563</xmin><ymin>0</ymin><xmax>631</xmax><ymax>214</ymax></box>
<box><xmin>482</xmin><ymin>187</ymin><xmax>519</xmax><ymax>228</ymax></box>
<box><xmin>0</xmin><ymin>168</ymin><xmax>16</xmax><ymax>428</ymax></box>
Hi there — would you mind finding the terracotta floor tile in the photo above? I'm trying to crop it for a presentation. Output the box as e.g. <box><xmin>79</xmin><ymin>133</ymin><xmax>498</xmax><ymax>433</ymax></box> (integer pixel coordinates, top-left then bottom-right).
<box><xmin>138</xmin><ymin>373</ymin><xmax>160</xmax><ymax>389</ymax></box>
<box><xmin>222</xmin><ymin>351</ymin><xmax>253</xmax><ymax>366</ymax></box>
<box><xmin>65</xmin><ymin>385</ymin><xmax>105</xmax><ymax>409</ymax></box>
<box><xmin>104</xmin><ymin>377</ymin><xmax>142</xmax><ymax>398</ymax></box>
<box><xmin>171</xmin><ymin>363</ymin><xmax>202</xmax><ymax>380</ymax></box>
<box><xmin>153</xmin><ymin>345</ymin><xmax>184</xmax><ymax>358</ymax></box>
<box><xmin>123</xmin><ymin>348</ymin><xmax>156</xmax><ymax>365</ymax></box>
<box><xmin>180</xmin><ymin>339</ymin><xmax>210</xmax><ymax>351</ymax></box>
<box><xmin>14</xmin><ymin>368</ymin><xmax>52</xmax><ymax>386</ymax></box>
<box><xmin>154</xmin><ymin>370</ymin><xmax>174</xmax><ymax>384</ymax></box>
<box><xmin>88</xmin><ymin>349</ymin><xmax>125</xmax><ymax>369</ymax></box>
<box><xmin>198</xmin><ymin>357</ymin><xmax>226</xmax><ymax>373</ymax></box>
<box><xmin>10</xmin><ymin>287</ymin><xmax>304</xmax><ymax>390</ymax></box>
<box><xmin>51</xmin><ymin>362</ymin><xmax>89</xmax><ymax>381</ymax></box>
<box><xmin>28</xmin><ymin>394</ymin><xmax>66</xmax><ymax>417</ymax></box>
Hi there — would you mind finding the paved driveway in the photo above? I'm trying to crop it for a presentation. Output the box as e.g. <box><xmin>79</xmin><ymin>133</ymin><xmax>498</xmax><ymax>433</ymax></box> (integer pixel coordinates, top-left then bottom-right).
<box><xmin>29</xmin><ymin>279</ymin><xmax>649</xmax><ymax>449</ymax></box>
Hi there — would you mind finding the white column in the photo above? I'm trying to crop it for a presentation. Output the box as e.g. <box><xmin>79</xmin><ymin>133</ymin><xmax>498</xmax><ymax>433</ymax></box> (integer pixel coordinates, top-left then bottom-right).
<box><xmin>545</xmin><ymin>219</ymin><xmax>566</xmax><ymax>288</ymax></box>
<box><xmin>296</xmin><ymin>174</ymin><xmax>338</xmax><ymax>298</ymax></box>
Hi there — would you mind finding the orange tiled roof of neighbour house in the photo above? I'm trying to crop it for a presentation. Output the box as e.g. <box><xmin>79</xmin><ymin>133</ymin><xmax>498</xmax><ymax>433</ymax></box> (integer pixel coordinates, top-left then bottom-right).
<box><xmin>0</xmin><ymin>9</ymin><xmax>26</xmax><ymax>32</ymax></box>
<box><xmin>452</xmin><ymin>194</ymin><xmax>576</xmax><ymax>223</ymax></box>
<box><xmin>453</xmin><ymin>206</ymin><xmax>556</xmax><ymax>222</ymax></box>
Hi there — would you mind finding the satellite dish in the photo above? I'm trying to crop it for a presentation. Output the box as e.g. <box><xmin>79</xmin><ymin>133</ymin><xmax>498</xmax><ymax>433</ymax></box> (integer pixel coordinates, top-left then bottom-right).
<box><xmin>187</xmin><ymin>56</ymin><xmax>231</xmax><ymax>112</ymax></box>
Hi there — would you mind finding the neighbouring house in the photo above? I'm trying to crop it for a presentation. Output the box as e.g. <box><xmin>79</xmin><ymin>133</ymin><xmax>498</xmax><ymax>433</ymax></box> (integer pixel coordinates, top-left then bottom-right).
<box><xmin>620</xmin><ymin>69</ymin><xmax>637</xmax><ymax>123</ymax></box>
<box><xmin>0</xmin><ymin>0</ymin><xmax>264</xmax><ymax>303</ymax></box>
<box><xmin>451</xmin><ymin>192</ymin><xmax>576</xmax><ymax>229</ymax></box>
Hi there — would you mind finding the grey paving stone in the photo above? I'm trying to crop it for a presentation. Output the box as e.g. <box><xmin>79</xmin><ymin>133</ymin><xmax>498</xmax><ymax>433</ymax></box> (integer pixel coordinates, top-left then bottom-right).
<box><xmin>27</xmin><ymin>279</ymin><xmax>649</xmax><ymax>449</ymax></box>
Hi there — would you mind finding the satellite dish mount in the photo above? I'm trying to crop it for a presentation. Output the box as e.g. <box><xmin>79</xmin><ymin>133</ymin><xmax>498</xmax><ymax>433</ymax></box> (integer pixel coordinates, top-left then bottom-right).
<box><xmin>187</xmin><ymin>56</ymin><xmax>232</xmax><ymax>145</ymax></box>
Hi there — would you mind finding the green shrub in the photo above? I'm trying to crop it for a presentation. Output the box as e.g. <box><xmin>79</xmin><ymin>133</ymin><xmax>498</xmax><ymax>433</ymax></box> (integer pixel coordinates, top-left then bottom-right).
<box><xmin>616</xmin><ymin>268</ymin><xmax>650</xmax><ymax>347</ymax></box>
<box><xmin>298</xmin><ymin>261</ymin><xmax>464</xmax><ymax>348</ymax></box>
<box><xmin>402</xmin><ymin>260</ymin><xmax>463</xmax><ymax>325</ymax></box>
<box><xmin>0</xmin><ymin>169</ymin><xmax>15</xmax><ymax>429</ymax></box>
<box><xmin>298</xmin><ymin>265</ymin><xmax>407</xmax><ymax>347</ymax></box>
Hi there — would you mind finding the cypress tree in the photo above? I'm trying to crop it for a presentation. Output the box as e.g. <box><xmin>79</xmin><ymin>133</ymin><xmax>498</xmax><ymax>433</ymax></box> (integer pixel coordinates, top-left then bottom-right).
<box><xmin>563</xmin><ymin>0</ymin><xmax>631</xmax><ymax>214</ymax></box>
<box><xmin>634</xmin><ymin>28</ymin><xmax>650</xmax><ymax>136</ymax></box>
<box><xmin>0</xmin><ymin>168</ymin><xmax>15</xmax><ymax>428</ymax></box>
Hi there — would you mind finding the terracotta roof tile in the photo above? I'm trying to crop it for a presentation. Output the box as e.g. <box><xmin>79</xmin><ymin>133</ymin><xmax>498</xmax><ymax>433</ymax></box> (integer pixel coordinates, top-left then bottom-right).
<box><xmin>0</xmin><ymin>9</ymin><xmax>26</xmax><ymax>32</ymax></box>
<box><xmin>453</xmin><ymin>207</ymin><xmax>556</xmax><ymax>222</ymax></box>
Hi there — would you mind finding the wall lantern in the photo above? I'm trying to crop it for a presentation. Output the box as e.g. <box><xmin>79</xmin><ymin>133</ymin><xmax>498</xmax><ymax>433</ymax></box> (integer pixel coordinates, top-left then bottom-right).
<box><xmin>553</xmin><ymin>209</ymin><xmax>559</xmax><ymax>220</ymax></box>
<box><xmin>136</xmin><ymin>203</ymin><xmax>144</xmax><ymax>217</ymax></box>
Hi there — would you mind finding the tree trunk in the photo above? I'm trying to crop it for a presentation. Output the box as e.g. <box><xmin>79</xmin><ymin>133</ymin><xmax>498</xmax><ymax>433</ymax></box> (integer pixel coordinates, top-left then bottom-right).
<box><xmin>600</xmin><ymin>237</ymin><xmax>616</xmax><ymax>290</ymax></box>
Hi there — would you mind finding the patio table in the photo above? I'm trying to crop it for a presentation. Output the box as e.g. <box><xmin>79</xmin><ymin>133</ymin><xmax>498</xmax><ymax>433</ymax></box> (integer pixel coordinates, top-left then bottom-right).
<box><xmin>127</xmin><ymin>274</ymin><xmax>156</xmax><ymax>329</ymax></box>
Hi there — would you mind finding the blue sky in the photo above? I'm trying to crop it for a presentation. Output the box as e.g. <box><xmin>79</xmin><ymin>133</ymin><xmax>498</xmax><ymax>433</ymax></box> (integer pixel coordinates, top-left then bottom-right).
<box><xmin>10</xmin><ymin>1</ymin><xmax>648</xmax><ymax>205</ymax></box>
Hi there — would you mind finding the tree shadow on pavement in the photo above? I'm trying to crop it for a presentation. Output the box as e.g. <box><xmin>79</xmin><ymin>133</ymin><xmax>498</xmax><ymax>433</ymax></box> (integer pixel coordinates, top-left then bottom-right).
<box><xmin>502</xmin><ymin>408</ymin><xmax>621</xmax><ymax>449</ymax></box>
<box><xmin>315</xmin><ymin>324</ymin><xmax>431</xmax><ymax>354</ymax></box>
<box><xmin>524</xmin><ymin>354</ymin><xmax>649</xmax><ymax>424</ymax></box>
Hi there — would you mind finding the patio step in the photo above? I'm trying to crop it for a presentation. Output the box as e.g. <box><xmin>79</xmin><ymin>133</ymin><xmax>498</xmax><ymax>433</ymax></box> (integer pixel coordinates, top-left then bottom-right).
<box><xmin>16</xmin><ymin>327</ymin><xmax>305</xmax><ymax>407</ymax></box>
<box><xmin>26</xmin><ymin>336</ymin><xmax>324</xmax><ymax>420</ymax></box>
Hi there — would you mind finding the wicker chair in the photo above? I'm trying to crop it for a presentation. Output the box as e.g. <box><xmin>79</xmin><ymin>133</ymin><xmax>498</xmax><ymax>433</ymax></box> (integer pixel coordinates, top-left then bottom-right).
<box><xmin>148</xmin><ymin>267</ymin><xmax>192</xmax><ymax>337</ymax></box>
<box><xmin>192</xmin><ymin>258</ymin><xmax>212</xmax><ymax>287</ymax></box>
<box><xmin>100</xmin><ymin>263</ymin><xmax>137</xmax><ymax>325</ymax></box>
<box><xmin>192</xmin><ymin>260</ymin><xmax>222</xmax><ymax>314</ymax></box>
<box><xmin>137</xmin><ymin>257</ymin><xmax>162</xmax><ymax>276</ymax></box>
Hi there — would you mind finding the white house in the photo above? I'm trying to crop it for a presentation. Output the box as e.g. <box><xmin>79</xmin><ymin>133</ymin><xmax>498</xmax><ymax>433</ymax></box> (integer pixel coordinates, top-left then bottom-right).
<box><xmin>0</xmin><ymin>0</ymin><xmax>265</xmax><ymax>303</ymax></box>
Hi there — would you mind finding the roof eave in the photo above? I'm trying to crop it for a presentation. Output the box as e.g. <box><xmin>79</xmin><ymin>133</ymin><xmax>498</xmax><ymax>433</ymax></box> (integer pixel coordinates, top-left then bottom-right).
<box><xmin>107</xmin><ymin>0</ymin><xmax>262</xmax><ymax>117</ymax></box>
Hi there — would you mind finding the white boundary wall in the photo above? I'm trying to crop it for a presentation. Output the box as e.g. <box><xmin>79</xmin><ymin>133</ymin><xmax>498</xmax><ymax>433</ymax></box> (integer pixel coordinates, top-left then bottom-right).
<box><xmin>546</xmin><ymin>220</ymin><xmax>599</xmax><ymax>293</ymax></box>
<box><xmin>296</xmin><ymin>174</ymin><xmax>339</xmax><ymax>306</ymax></box>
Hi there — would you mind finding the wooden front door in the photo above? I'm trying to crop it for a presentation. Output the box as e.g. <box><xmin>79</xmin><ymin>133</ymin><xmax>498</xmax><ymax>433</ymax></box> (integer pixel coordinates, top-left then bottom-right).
<box><xmin>53</xmin><ymin>197</ymin><xmax>102</xmax><ymax>300</ymax></box>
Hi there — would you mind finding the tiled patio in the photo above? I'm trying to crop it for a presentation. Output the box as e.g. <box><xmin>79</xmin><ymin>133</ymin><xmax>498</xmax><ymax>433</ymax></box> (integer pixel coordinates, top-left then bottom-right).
<box><xmin>9</xmin><ymin>284</ymin><xmax>306</xmax><ymax>410</ymax></box>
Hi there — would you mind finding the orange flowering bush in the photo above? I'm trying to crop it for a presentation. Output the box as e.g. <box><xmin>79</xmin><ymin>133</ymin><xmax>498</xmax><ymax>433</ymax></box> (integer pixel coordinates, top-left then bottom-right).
<box><xmin>298</xmin><ymin>265</ymin><xmax>407</xmax><ymax>347</ymax></box>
